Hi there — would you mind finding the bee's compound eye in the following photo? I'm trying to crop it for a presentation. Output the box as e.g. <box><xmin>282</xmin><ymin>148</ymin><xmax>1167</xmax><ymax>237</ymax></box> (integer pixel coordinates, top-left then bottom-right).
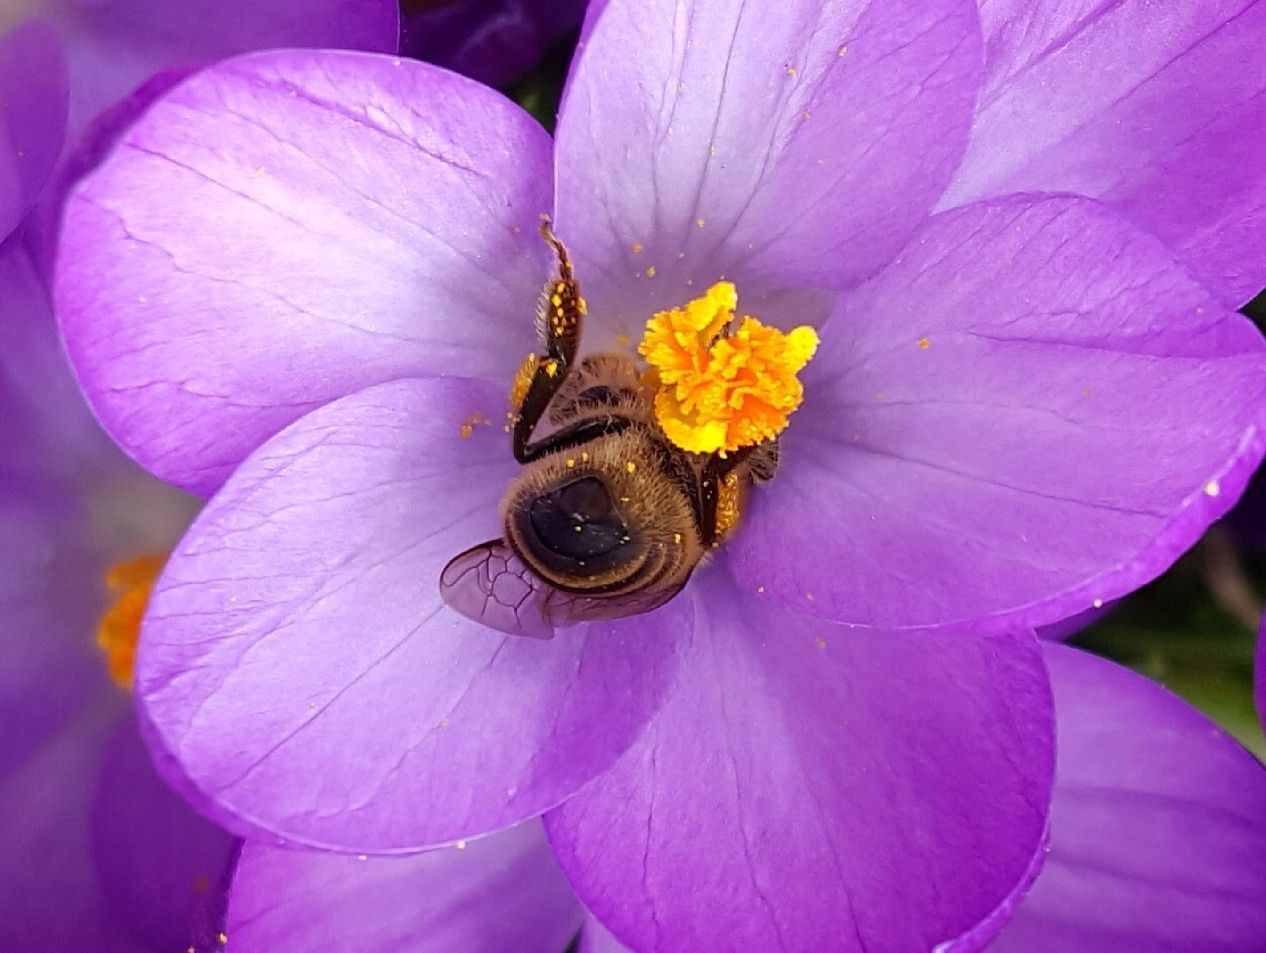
<box><xmin>527</xmin><ymin>475</ymin><xmax>630</xmax><ymax>566</ymax></box>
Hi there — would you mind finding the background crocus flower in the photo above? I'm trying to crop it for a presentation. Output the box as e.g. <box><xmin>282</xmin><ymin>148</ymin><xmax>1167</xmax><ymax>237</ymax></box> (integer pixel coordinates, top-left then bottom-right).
<box><xmin>0</xmin><ymin>0</ymin><xmax>400</xmax><ymax>251</ymax></box>
<box><xmin>402</xmin><ymin>0</ymin><xmax>587</xmax><ymax>88</ymax></box>
<box><xmin>224</xmin><ymin>821</ymin><xmax>581</xmax><ymax>952</ymax></box>
<box><xmin>50</xmin><ymin>0</ymin><xmax>1266</xmax><ymax>948</ymax></box>
<box><xmin>0</xmin><ymin>241</ymin><xmax>235</xmax><ymax>952</ymax></box>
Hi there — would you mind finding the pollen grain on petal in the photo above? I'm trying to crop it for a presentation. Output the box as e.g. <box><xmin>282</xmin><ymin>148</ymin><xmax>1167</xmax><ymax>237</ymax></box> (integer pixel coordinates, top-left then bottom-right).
<box><xmin>638</xmin><ymin>282</ymin><xmax>819</xmax><ymax>455</ymax></box>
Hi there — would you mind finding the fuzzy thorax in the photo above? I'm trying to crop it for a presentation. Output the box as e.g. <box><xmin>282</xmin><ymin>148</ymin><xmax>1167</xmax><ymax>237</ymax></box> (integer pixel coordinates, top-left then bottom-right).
<box><xmin>638</xmin><ymin>282</ymin><xmax>819</xmax><ymax>455</ymax></box>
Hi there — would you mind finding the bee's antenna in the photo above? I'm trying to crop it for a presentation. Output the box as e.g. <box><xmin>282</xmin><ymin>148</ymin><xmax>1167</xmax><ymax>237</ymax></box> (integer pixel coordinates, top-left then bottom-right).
<box><xmin>539</xmin><ymin>214</ymin><xmax>574</xmax><ymax>280</ymax></box>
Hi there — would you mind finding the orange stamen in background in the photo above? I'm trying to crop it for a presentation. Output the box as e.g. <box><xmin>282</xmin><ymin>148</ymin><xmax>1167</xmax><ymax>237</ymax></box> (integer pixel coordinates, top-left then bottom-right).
<box><xmin>96</xmin><ymin>555</ymin><xmax>165</xmax><ymax>689</ymax></box>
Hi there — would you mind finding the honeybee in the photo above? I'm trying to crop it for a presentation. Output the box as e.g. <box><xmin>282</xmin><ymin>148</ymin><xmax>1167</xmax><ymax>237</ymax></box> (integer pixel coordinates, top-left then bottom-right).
<box><xmin>439</xmin><ymin>218</ymin><xmax>776</xmax><ymax>638</ymax></box>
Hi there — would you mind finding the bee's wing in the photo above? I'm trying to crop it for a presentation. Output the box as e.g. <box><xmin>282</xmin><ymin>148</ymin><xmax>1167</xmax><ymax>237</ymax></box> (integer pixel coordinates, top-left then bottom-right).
<box><xmin>439</xmin><ymin>539</ymin><xmax>685</xmax><ymax>637</ymax></box>
<box><xmin>439</xmin><ymin>539</ymin><xmax>559</xmax><ymax>639</ymax></box>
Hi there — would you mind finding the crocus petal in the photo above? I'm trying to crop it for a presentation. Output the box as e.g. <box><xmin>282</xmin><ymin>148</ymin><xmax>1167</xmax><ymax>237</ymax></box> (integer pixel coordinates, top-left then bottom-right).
<box><xmin>0</xmin><ymin>702</ymin><xmax>235</xmax><ymax>953</ymax></box>
<box><xmin>91</xmin><ymin>722</ymin><xmax>238</xmax><ymax>951</ymax></box>
<box><xmin>0</xmin><ymin>478</ymin><xmax>104</xmax><ymax>784</ymax></box>
<box><xmin>0</xmin><ymin>19</ymin><xmax>67</xmax><ymax>243</ymax></box>
<box><xmin>989</xmin><ymin>644</ymin><xmax>1266</xmax><ymax>952</ymax></box>
<box><xmin>57</xmin><ymin>49</ymin><xmax>553</xmax><ymax>495</ymax></box>
<box><xmin>545</xmin><ymin>566</ymin><xmax>1054</xmax><ymax>953</ymax></box>
<box><xmin>553</xmin><ymin>0</ymin><xmax>983</xmax><ymax>345</ymax></box>
<box><xmin>735</xmin><ymin>194</ymin><xmax>1266</xmax><ymax>632</ymax></box>
<box><xmin>227</xmin><ymin>822</ymin><xmax>581</xmax><ymax>952</ymax></box>
<box><xmin>580</xmin><ymin>916</ymin><xmax>630</xmax><ymax>953</ymax></box>
<box><xmin>1034</xmin><ymin>603</ymin><xmax>1113</xmax><ymax>643</ymax></box>
<box><xmin>402</xmin><ymin>0</ymin><xmax>587</xmax><ymax>88</ymax></box>
<box><xmin>137</xmin><ymin>377</ymin><xmax>680</xmax><ymax>851</ymax></box>
<box><xmin>944</xmin><ymin>1</ymin><xmax>1266</xmax><ymax>307</ymax></box>
<box><xmin>50</xmin><ymin>0</ymin><xmax>398</xmax><ymax>141</ymax></box>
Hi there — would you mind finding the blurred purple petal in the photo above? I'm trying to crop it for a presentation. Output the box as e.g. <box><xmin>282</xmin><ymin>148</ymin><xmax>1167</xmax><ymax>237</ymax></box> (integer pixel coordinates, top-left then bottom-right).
<box><xmin>56</xmin><ymin>49</ymin><xmax>551</xmax><ymax>495</ymax></box>
<box><xmin>402</xmin><ymin>0</ymin><xmax>586</xmax><ymax>88</ymax></box>
<box><xmin>990</xmin><ymin>644</ymin><xmax>1266</xmax><ymax>952</ymax></box>
<box><xmin>137</xmin><ymin>378</ymin><xmax>681</xmax><ymax>850</ymax></box>
<box><xmin>227</xmin><ymin>822</ymin><xmax>581</xmax><ymax>952</ymax></box>
<box><xmin>50</xmin><ymin>0</ymin><xmax>398</xmax><ymax>141</ymax></box>
<box><xmin>553</xmin><ymin>0</ymin><xmax>983</xmax><ymax>346</ymax></box>
<box><xmin>0</xmin><ymin>20</ymin><xmax>67</xmax><ymax>243</ymax></box>
<box><xmin>546</xmin><ymin>567</ymin><xmax>1054</xmax><ymax>952</ymax></box>
<box><xmin>734</xmin><ymin>195</ymin><xmax>1266</xmax><ymax>632</ymax></box>
<box><xmin>0</xmin><ymin>703</ymin><xmax>234</xmax><ymax>952</ymax></box>
<box><xmin>91</xmin><ymin>721</ymin><xmax>237</xmax><ymax>951</ymax></box>
<box><xmin>946</xmin><ymin>0</ymin><xmax>1266</xmax><ymax>306</ymax></box>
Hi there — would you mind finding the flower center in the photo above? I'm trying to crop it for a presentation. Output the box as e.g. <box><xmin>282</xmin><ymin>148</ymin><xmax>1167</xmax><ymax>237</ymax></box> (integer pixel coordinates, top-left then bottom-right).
<box><xmin>95</xmin><ymin>554</ymin><xmax>165</xmax><ymax>689</ymax></box>
<box><xmin>638</xmin><ymin>281</ymin><xmax>819</xmax><ymax>456</ymax></box>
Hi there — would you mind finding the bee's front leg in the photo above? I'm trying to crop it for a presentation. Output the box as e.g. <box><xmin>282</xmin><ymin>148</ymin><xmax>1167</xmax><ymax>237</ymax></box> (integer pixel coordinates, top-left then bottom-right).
<box><xmin>513</xmin><ymin>216</ymin><xmax>586</xmax><ymax>463</ymax></box>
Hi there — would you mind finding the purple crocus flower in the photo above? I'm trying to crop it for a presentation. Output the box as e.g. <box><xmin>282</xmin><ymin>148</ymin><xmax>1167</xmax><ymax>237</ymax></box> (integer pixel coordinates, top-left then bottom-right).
<box><xmin>199</xmin><ymin>648</ymin><xmax>1266</xmax><ymax>952</ymax></box>
<box><xmin>51</xmin><ymin>0</ymin><xmax>1266</xmax><ymax>948</ymax></box>
<box><xmin>402</xmin><ymin>0</ymin><xmax>588</xmax><ymax>88</ymax></box>
<box><xmin>0</xmin><ymin>241</ymin><xmax>235</xmax><ymax>952</ymax></box>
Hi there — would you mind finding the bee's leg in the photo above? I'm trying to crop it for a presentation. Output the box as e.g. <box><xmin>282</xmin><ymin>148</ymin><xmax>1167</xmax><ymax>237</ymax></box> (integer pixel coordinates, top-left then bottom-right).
<box><xmin>517</xmin><ymin>415</ymin><xmax>634</xmax><ymax>464</ymax></box>
<box><xmin>695</xmin><ymin>446</ymin><xmax>757</xmax><ymax>546</ymax></box>
<box><xmin>514</xmin><ymin>216</ymin><xmax>586</xmax><ymax>463</ymax></box>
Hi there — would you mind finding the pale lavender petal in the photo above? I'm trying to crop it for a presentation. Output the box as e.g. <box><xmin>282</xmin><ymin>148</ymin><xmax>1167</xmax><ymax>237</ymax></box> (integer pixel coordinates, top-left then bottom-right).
<box><xmin>546</xmin><ymin>565</ymin><xmax>1054</xmax><ymax>952</ymax></box>
<box><xmin>735</xmin><ymin>195</ymin><xmax>1266</xmax><ymax>632</ymax></box>
<box><xmin>57</xmin><ymin>49</ymin><xmax>552</xmax><ymax>495</ymax></box>
<box><xmin>137</xmin><ymin>378</ymin><xmax>680</xmax><ymax>850</ymax></box>
<box><xmin>29</xmin><ymin>67</ymin><xmax>193</xmax><ymax>279</ymax></box>
<box><xmin>228</xmin><ymin>822</ymin><xmax>581</xmax><ymax>952</ymax></box>
<box><xmin>402</xmin><ymin>0</ymin><xmax>587</xmax><ymax>88</ymax></box>
<box><xmin>945</xmin><ymin>0</ymin><xmax>1266</xmax><ymax>306</ymax></box>
<box><xmin>553</xmin><ymin>0</ymin><xmax>982</xmax><ymax>346</ymax></box>
<box><xmin>989</xmin><ymin>644</ymin><xmax>1266</xmax><ymax>952</ymax></box>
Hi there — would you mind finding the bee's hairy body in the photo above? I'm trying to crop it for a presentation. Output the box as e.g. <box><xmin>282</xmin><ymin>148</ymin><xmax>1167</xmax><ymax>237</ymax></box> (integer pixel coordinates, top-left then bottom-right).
<box><xmin>502</xmin><ymin>352</ymin><xmax>706</xmax><ymax>605</ymax></box>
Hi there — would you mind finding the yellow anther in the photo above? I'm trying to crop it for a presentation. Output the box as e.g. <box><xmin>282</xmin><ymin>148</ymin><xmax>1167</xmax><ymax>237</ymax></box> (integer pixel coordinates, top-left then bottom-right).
<box><xmin>96</xmin><ymin>554</ymin><xmax>165</xmax><ymax>689</ymax></box>
<box><xmin>638</xmin><ymin>282</ymin><xmax>819</xmax><ymax>455</ymax></box>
